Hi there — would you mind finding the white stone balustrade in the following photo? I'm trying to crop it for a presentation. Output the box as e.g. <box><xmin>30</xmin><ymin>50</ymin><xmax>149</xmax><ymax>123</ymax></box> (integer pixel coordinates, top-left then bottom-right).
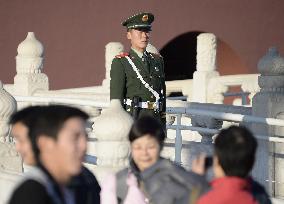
<box><xmin>91</xmin><ymin>99</ymin><xmax>133</xmax><ymax>181</ymax></box>
<box><xmin>102</xmin><ymin>42</ymin><xmax>124</xmax><ymax>88</ymax></box>
<box><xmin>192</xmin><ymin>33</ymin><xmax>219</xmax><ymax>102</ymax></box>
<box><xmin>13</xmin><ymin>32</ymin><xmax>48</xmax><ymax>97</ymax></box>
<box><xmin>165</xmin><ymin>79</ymin><xmax>193</xmax><ymax>99</ymax></box>
<box><xmin>0</xmin><ymin>81</ymin><xmax>17</xmax><ymax>142</ymax></box>
<box><xmin>252</xmin><ymin>47</ymin><xmax>284</xmax><ymax>197</ymax></box>
<box><xmin>0</xmin><ymin>81</ymin><xmax>22</xmax><ymax>173</ymax></box>
<box><xmin>207</xmin><ymin>74</ymin><xmax>259</xmax><ymax>104</ymax></box>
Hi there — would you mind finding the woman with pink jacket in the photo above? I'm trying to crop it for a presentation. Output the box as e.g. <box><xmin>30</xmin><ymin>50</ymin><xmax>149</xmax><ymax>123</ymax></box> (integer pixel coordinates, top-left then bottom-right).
<box><xmin>101</xmin><ymin>116</ymin><xmax>208</xmax><ymax>204</ymax></box>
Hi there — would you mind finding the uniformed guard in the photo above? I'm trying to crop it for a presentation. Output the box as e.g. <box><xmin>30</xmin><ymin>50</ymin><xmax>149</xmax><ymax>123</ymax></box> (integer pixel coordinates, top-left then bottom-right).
<box><xmin>110</xmin><ymin>12</ymin><xmax>166</xmax><ymax>126</ymax></box>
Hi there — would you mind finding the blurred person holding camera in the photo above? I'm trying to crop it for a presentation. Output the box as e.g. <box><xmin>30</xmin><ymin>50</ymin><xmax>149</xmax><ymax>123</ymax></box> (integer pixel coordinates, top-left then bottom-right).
<box><xmin>192</xmin><ymin>126</ymin><xmax>271</xmax><ymax>204</ymax></box>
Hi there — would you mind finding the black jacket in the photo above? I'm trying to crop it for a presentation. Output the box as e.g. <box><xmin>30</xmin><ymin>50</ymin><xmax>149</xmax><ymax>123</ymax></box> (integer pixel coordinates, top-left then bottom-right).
<box><xmin>68</xmin><ymin>166</ymin><xmax>101</xmax><ymax>204</ymax></box>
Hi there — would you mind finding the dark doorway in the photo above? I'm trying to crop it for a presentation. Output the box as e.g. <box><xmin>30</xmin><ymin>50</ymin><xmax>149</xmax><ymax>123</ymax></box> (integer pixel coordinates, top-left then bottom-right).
<box><xmin>160</xmin><ymin>31</ymin><xmax>204</xmax><ymax>81</ymax></box>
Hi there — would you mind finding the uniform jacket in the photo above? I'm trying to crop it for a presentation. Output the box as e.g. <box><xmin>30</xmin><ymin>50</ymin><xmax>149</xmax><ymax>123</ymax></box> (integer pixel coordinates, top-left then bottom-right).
<box><xmin>197</xmin><ymin>177</ymin><xmax>260</xmax><ymax>204</ymax></box>
<box><xmin>110</xmin><ymin>49</ymin><xmax>166</xmax><ymax>113</ymax></box>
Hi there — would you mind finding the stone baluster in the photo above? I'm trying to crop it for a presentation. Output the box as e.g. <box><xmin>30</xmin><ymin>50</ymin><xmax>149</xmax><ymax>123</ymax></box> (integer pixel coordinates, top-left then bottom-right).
<box><xmin>146</xmin><ymin>43</ymin><xmax>159</xmax><ymax>54</ymax></box>
<box><xmin>241</xmin><ymin>81</ymin><xmax>260</xmax><ymax>105</ymax></box>
<box><xmin>14</xmin><ymin>32</ymin><xmax>48</xmax><ymax>97</ymax></box>
<box><xmin>192</xmin><ymin>33</ymin><xmax>220</xmax><ymax>103</ymax></box>
<box><xmin>91</xmin><ymin>99</ymin><xmax>133</xmax><ymax>181</ymax></box>
<box><xmin>207</xmin><ymin>79</ymin><xmax>229</xmax><ymax>104</ymax></box>
<box><xmin>0</xmin><ymin>81</ymin><xmax>22</xmax><ymax>172</ymax></box>
<box><xmin>102</xmin><ymin>42</ymin><xmax>124</xmax><ymax>88</ymax></box>
<box><xmin>0</xmin><ymin>81</ymin><xmax>17</xmax><ymax>142</ymax></box>
<box><xmin>252</xmin><ymin>47</ymin><xmax>284</xmax><ymax>196</ymax></box>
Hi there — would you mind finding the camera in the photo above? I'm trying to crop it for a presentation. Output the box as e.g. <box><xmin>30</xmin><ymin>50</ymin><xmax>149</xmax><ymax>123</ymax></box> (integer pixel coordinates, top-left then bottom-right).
<box><xmin>205</xmin><ymin>156</ymin><xmax>213</xmax><ymax>169</ymax></box>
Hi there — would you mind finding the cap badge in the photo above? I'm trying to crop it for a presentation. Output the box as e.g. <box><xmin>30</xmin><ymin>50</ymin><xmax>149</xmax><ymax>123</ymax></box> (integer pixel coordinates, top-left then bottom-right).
<box><xmin>142</xmin><ymin>15</ymin><xmax>148</xmax><ymax>22</ymax></box>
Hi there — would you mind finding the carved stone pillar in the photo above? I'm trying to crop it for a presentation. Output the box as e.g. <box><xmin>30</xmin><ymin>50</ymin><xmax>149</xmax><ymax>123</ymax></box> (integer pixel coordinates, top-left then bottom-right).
<box><xmin>241</xmin><ymin>81</ymin><xmax>260</xmax><ymax>105</ymax></box>
<box><xmin>102</xmin><ymin>42</ymin><xmax>124</xmax><ymax>88</ymax></box>
<box><xmin>252</xmin><ymin>47</ymin><xmax>284</xmax><ymax>196</ymax></box>
<box><xmin>192</xmin><ymin>33</ymin><xmax>219</xmax><ymax>103</ymax></box>
<box><xmin>0</xmin><ymin>81</ymin><xmax>22</xmax><ymax>172</ymax></box>
<box><xmin>0</xmin><ymin>81</ymin><xmax>17</xmax><ymax>142</ymax></box>
<box><xmin>14</xmin><ymin>32</ymin><xmax>48</xmax><ymax>96</ymax></box>
<box><xmin>92</xmin><ymin>99</ymin><xmax>133</xmax><ymax>181</ymax></box>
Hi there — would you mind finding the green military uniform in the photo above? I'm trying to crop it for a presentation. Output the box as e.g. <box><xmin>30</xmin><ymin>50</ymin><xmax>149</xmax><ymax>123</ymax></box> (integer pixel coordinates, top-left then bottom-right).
<box><xmin>110</xmin><ymin>12</ymin><xmax>166</xmax><ymax>125</ymax></box>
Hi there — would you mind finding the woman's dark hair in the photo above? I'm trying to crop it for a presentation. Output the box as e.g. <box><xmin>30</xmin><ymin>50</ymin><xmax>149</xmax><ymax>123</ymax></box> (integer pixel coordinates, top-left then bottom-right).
<box><xmin>214</xmin><ymin>125</ymin><xmax>257</xmax><ymax>178</ymax></box>
<box><xmin>128</xmin><ymin>116</ymin><xmax>166</xmax><ymax>148</ymax></box>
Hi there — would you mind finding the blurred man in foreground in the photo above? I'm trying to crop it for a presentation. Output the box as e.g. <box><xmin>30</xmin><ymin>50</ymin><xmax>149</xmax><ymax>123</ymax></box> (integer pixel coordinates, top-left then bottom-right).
<box><xmin>9</xmin><ymin>105</ymin><xmax>100</xmax><ymax>204</ymax></box>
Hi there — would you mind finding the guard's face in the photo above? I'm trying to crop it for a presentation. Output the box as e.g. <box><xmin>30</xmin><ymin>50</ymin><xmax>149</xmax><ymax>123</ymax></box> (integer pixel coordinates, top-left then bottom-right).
<box><xmin>39</xmin><ymin>117</ymin><xmax>87</xmax><ymax>182</ymax></box>
<box><xmin>11</xmin><ymin>122</ymin><xmax>35</xmax><ymax>165</ymax></box>
<box><xmin>127</xmin><ymin>29</ymin><xmax>150</xmax><ymax>52</ymax></box>
<box><xmin>131</xmin><ymin>134</ymin><xmax>160</xmax><ymax>171</ymax></box>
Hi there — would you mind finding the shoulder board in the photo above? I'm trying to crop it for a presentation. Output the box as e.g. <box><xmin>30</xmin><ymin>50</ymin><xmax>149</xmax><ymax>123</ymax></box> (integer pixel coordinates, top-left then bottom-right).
<box><xmin>115</xmin><ymin>52</ymin><xmax>129</xmax><ymax>59</ymax></box>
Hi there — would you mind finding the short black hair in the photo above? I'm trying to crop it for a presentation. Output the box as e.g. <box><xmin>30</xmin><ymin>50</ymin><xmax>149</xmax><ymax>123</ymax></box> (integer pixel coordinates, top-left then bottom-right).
<box><xmin>9</xmin><ymin>105</ymin><xmax>43</xmax><ymax>127</ymax></box>
<box><xmin>128</xmin><ymin>116</ymin><xmax>166</xmax><ymax>148</ymax></box>
<box><xmin>29</xmin><ymin>105</ymin><xmax>89</xmax><ymax>161</ymax></box>
<box><xmin>214</xmin><ymin>126</ymin><xmax>257</xmax><ymax>178</ymax></box>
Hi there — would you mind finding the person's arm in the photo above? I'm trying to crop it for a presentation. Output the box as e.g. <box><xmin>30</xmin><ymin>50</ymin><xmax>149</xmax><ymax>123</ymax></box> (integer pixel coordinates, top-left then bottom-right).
<box><xmin>8</xmin><ymin>180</ymin><xmax>51</xmax><ymax>204</ymax></box>
<box><xmin>191</xmin><ymin>154</ymin><xmax>206</xmax><ymax>176</ymax></box>
<box><xmin>110</xmin><ymin>58</ymin><xmax>126</xmax><ymax>104</ymax></box>
<box><xmin>124</xmin><ymin>173</ymin><xmax>147</xmax><ymax>204</ymax></box>
<box><xmin>100</xmin><ymin>174</ymin><xmax>118</xmax><ymax>204</ymax></box>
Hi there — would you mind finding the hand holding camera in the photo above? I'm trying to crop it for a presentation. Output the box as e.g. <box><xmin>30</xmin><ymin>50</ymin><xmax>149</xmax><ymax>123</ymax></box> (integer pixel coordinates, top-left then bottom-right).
<box><xmin>192</xmin><ymin>153</ymin><xmax>213</xmax><ymax>175</ymax></box>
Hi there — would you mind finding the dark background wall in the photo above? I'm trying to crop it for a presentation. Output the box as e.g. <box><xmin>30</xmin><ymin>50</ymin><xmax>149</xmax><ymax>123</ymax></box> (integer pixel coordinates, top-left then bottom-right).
<box><xmin>0</xmin><ymin>0</ymin><xmax>283</xmax><ymax>89</ymax></box>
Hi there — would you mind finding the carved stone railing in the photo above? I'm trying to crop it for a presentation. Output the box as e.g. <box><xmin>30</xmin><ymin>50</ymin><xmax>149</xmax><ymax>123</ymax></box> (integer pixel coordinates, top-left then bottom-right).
<box><xmin>207</xmin><ymin>74</ymin><xmax>259</xmax><ymax>104</ymax></box>
<box><xmin>0</xmin><ymin>81</ymin><xmax>22</xmax><ymax>174</ymax></box>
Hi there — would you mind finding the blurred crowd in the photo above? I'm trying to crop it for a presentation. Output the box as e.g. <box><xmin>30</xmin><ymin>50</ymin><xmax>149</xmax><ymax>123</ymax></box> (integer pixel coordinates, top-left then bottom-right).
<box><xmin>7</xmin><ymin>105</ymin><xmax>271</xmax><ymax>204</ymax></box>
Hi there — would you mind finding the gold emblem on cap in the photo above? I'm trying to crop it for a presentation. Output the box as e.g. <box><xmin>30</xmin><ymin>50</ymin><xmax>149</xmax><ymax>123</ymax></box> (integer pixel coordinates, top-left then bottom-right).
<box><xmin>142</xmin><ymin>14</ymin><xmax>148</xmax><ymax>22</ymax></box>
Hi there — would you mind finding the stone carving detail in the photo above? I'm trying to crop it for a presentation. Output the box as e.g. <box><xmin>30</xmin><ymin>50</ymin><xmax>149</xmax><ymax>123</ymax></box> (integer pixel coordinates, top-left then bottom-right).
<box><xmin>102</xmin><ymin>42</ymin><xmax>124</xmax><ymax>88</ymax></box>
<box><xmin>241</xmin><ymin>81</ymin><xmax>260</xmax><ymax>104</ymax></box>
<box><xmin>14</xmin><ymin>32</ymin><xmax>48</xmax><ymax>95</ymax></box>
<box><xmin>252</xmin><ymin>47</ymin><xmax>284</xmax><ymax>196</ymax></box>
<box><xmin>258</xmin><ymin>47</ymin><xmax>284</xmax><ymax>91</ymax></box>
<box><xmin>207</xmin><ymin>79</ymin><xmax>229</xmax><ymax>104</ymax></box>
<box><xmin>196</xmin><ymin>33</ymin><xmax>217</xmax><ymax>72</ymax></box>
<box><xmin>192</xmin><ymin>33</ymin><xmax>219</xmax><ymax>102</ymax></box>
<box><xmin>93</xmin><ymin>99</ymin><xmax>133</xmax><ymax>175</ymax></box>
<box><xmin>0</xmin><ymin>81</ymin><xmax>22</xmax><ymax>172</ymax></box>
<box><xmin>16</xmin><ymin>32</ymin><xmax>44</xmax><ymax>74</ymax></box>
<box><xmin>258</xmin><ymin>47</ymin><xmax>284</xmax><ymax>76</ymax></box>
<box><xmin>0</xmin><ymin>81</ymin><xmax>17</xmax><ymax>142</ymax></box>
